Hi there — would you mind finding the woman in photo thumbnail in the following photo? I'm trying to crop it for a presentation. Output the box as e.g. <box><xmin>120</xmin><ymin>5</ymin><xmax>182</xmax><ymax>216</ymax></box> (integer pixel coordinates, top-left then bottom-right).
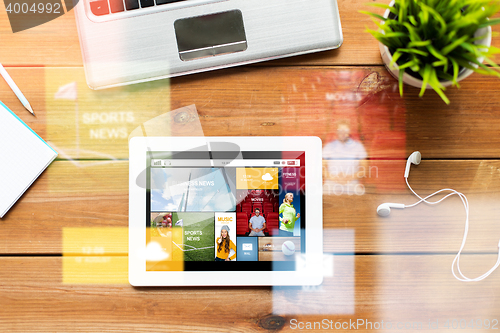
<box><xmin>279</xmin><ymin>193</ymin><xmax>300</xmax><ymax>237</ymax></box>
<box><xmin>215</xmin><ymin>225</ymin><xmax>236</xmax><ymax>261</ymax></box>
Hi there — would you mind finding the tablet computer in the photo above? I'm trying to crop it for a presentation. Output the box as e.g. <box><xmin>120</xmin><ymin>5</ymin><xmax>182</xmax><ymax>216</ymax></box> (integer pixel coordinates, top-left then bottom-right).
<box><xmin>129</xmin><ymin>137</ymin><xmax>323</xmax><ymax>286</ymax></box>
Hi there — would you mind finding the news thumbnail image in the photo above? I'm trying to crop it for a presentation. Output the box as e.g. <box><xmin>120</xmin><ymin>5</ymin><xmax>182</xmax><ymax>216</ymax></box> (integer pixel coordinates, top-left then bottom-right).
<box><xmin>215</xmin><ymin>213</ymin><xmax>237</xmax><ymax>261</ymax></box>
<box><xmin>149</xmin><ymin>212</ymin><xmax>215</xmax><ymax>266</ymax></box>
<box><xmin>150</xmin><ymin>168</ymin><xmax>236</xmax><ymax>212</ymax></box>
<box><xmin>234</xmin><ymin>166</ymin><xmax>302</xmax><ymax>237</ymax></box>
<box><xmin>236</xmin><ymin>189</ymin><xmax>280</xmax><ymax>236</ymax></box>
<box><xmin>258</xmin><ymin>237</ymin><xmax>301</xmax><ymax>261</ymax></box>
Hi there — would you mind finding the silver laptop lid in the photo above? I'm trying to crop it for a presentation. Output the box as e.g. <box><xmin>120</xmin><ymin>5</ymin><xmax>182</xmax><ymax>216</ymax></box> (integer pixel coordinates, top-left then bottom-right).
<box><xmin>74</xmin><ymin>0</ymin><xmax>343</xmax><ymax>89</ymax></box>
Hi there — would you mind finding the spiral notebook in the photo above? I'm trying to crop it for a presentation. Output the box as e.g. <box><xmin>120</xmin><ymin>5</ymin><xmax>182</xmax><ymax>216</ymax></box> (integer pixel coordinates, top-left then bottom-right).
<box><xmin>0</xmin><ymin>102</ymin><xmax>57</xmax><ymax>218</ymax></box>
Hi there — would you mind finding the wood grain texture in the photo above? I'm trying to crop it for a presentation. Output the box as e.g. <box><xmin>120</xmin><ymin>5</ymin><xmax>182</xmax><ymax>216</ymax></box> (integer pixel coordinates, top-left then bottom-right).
<box><xmin>0</xmin><ymin>255</ymin><xmax>498</xmax><ymax>332</ymax></box>
<box><xmin>1</xmin><ymin>0</ymin><xmax>500</xmax><ymax>329</ymax></box>
<box><xmin>0</xmin><ymin>0</ymin><xmax>499</xmax><ymax>67</ymax></box>
<box><xmin>2</xmin><ymin>160</ymin><xmax>500</xmax><ymax>255</ymax></box>
<box><xmin>2</xmin><ymin>66</ymin><xmax>500</xmax><ymax>159</ymax></box>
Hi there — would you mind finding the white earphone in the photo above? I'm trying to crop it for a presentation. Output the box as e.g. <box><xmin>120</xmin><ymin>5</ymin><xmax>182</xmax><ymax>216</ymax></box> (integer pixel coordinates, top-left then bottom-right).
<box><xmin>376</xmin><ymin>151</ymin><xmax>421</xmax><ymax>215</ymax></box>
<box><xmin>376</xmin><ymin>203</ymin><xmax>405</xmax><ymax>217</ymax></box>
<box><xmin>404</xmin><ymin>151</ymin><xmax>421</xmax><ymax>178</ymax></box>
<box><xmin>378</xmin><ymin>151</ymin><xmax>500</xmax><ymax>282</ymax></box>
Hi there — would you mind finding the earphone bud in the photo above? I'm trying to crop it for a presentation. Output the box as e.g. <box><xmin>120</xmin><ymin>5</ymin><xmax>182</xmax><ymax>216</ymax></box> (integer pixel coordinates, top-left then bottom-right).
<box><xmin>376</xmin><ymin>203</ymin><xmax>405</xmax><ymax>217</ymax></box>
<box><xmin>404</xmin><ymin>151</ymin><xmax>421</xmax><ymax>178</ymax></box>
<box><xmin>377</xmin><ymin>151</ymin><xmax>421</xmax><ymax>216</ymax></box>
<box><xmin>376</xmin><ymin>151</ymin><xmax>500</xmax><ymax>281</ymax></box>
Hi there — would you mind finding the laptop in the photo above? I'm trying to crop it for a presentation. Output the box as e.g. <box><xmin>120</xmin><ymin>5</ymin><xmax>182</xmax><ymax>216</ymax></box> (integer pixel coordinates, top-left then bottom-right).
<box><xmin>129</xmin><ymin>137</ymin><xmax>323</xmax><ymax>286</ymax></box>
<box><xmin>74</xmin><ymin>0</ymin><xmax>343</xmax><ymax>89</ymax></box>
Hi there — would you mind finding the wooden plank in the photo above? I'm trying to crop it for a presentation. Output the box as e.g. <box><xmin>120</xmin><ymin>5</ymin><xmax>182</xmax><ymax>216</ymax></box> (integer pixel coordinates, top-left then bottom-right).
<box><xmin>0</xmin><ymin>255</ymin><xmax>498</xmax><ymax>332</ymax></box>
<box><xmin>0</xmin><ymin>160</ymin><xmax>128</xmax><ymax>254</ymax></box>
<box><xmin>171</xmin><ymin>67</ymin><xmax>500</xmax><ymax>159</ymax></box>
<box><xmin>276</xmin><ymin>254</ymin><xmax>500</xmax><ymax>331</ymax></box>
<box><xmin>0</xmin><ymin>0</ymin><xmax>498</xmax><ymax>67</ymax></box>
<box><xmin>1</xmin><ymin>160</ymin><xmax>500</xmax><ymax>255</ymax></box>
<box><xmin>0</xmin><ymin>5</ymin><xmax>81</xmax><ymax>66</ymax></box>
<box><xmin>3</xmin><ymin>66</ymin><xmax>500</xmax><ymax>159</ymax></box>
<box><xmin>404</xmin><ymin>73</ymin><xmax>500</xmax><ymax>158</ymax></box>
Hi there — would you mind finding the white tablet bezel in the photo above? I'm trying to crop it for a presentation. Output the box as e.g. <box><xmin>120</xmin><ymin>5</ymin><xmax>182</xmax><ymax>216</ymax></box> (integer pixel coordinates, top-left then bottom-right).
<box><xmin>129</xmin><ymin>136</ymin><xmax>323</xmax><ymax>286</ymax></box>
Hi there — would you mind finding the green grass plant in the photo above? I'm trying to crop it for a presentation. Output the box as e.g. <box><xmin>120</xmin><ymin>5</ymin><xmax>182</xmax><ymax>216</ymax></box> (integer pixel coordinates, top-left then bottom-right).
<box><xmin>361</xmin><ymin>0</ymin><xmax>500</xmax><ymax>104</ymax></box>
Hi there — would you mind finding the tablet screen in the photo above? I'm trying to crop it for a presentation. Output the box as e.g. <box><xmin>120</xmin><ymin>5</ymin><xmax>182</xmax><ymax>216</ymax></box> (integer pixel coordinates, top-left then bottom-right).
<box><xmin>145</xmin><ymin>151</ymin><xmax>305</xmax><ymax>272</ymax></box>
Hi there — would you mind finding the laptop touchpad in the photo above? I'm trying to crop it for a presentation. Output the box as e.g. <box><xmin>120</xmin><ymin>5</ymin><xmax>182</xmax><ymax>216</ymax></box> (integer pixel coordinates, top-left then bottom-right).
<box><xmin>174</xmin><ymin>10</ymin><xmax>247</xmax><ymax>61</ymax></box>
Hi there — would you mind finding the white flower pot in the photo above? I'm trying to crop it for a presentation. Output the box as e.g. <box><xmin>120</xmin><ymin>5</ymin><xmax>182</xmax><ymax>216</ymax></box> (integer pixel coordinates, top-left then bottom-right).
<box><xmin>379</xmin><ymin>1</ymin><xmax>492</xmax><ymax>89</ymax></box>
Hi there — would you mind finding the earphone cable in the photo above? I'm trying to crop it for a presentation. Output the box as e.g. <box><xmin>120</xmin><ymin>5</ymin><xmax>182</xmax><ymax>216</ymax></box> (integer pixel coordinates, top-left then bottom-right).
<box><xmin>405</xmin><ymin>177</ymin><xmax>499</xmax><ymax>282</ymax></box>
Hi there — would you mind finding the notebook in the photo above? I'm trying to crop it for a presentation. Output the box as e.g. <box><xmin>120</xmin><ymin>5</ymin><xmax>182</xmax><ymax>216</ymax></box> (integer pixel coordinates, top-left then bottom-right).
<box><xmin>0</xmin><ymin>102</ymin><xmax>58</xmax><ymax>218</ymax></box>
<box><xmin>74</xmin><ymin>0</ymin><xmax>343</xmax><ymax>89</ymax></box>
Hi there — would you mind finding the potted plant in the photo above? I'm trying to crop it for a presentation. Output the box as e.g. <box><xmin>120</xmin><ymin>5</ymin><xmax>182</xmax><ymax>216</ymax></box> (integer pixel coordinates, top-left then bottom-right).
<box><xmin>361</xmin><ymin>0</ymin><xmax>500</xmax><ymax>104</ymax></box>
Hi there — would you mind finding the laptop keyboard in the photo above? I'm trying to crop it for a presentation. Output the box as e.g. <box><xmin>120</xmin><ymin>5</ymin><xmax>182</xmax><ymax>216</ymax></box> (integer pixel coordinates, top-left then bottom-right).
<box><xmin>89</xmin><ymin>0</ymin><xmax>187</xmax><ymax>16</ymax></box>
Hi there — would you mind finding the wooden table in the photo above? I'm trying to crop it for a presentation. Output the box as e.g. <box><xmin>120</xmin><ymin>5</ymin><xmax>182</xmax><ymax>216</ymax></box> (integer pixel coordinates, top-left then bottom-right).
<box><xmin>1</xmin><ymin>1</ymin><xmax>500</xmax><ymax>331</ymax></box>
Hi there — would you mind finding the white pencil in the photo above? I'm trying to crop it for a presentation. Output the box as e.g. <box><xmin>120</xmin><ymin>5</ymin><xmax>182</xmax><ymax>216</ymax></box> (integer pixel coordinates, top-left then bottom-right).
<box><xmin>0</xmin><ymin>62</ymin><xmax>35</xmax><ymax>116</ymax></box>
